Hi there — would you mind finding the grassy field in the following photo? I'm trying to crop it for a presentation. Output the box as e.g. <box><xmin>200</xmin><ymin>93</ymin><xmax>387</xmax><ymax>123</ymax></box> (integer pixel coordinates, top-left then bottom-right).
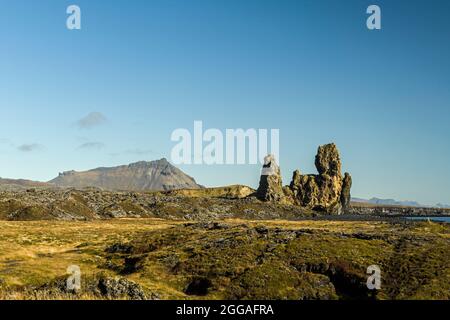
<box><xmin>0</xmin><ymin>218</ymin><xmax>448</xmax><ymax>300</ymax></box>
<box><xmin>0</xmin><ymin>219</ymin><xmax>181</xmax><ymax>299</ymax></box>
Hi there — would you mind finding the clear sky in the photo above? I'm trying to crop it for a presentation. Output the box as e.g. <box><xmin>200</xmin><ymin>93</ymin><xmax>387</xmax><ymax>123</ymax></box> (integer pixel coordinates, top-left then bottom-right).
<box><xmin>0</xmin><ymin>0</ymin><xmax>449</xmax><ymax>205</ymax></box>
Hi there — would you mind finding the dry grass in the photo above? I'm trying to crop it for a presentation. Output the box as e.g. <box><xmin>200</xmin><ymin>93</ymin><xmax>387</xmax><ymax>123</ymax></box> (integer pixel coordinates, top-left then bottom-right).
<box><xmin>0</xmin><ymin>219</ymin><xmax>180</xmax><ymax>288</ymax></box>
<box><xmin>0</xmin><ymin>218</ymin><xmax>448</xmax><ymax>300</ymax></box>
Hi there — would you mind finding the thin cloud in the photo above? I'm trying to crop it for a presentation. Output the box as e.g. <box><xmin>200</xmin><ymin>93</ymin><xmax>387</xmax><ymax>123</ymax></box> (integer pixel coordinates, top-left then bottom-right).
<box><xmin>77</xmin><ymin>142</ymin><xmax>105</xmax><ymax>150</ymax></box>
<box><xmin>76</xmin><ymin>112</ymin><xmax>107</xmax><ymax>129</ymax></box>
<box><xmin>17</xmin><ymin>143</ymin><xmax>44</xmax><ymax>152</ymax></box>
<box><xmin>0</xmin><ymin>139</ymin><xmax>13</xmax><ymax>148</ymax></box>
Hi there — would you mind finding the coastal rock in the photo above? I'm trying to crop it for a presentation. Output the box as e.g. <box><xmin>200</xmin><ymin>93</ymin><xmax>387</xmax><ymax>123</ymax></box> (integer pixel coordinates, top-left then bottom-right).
<box><xmin>288</xmin><ymin>143</ymin><xmax>349</xmax><ymax>214</ymax></box>
<box><xmin>341</xmin><ymin>173</ymin><xmax>352</xmax><ymax>210</ymax></box>
<box><xmin>256</xmin><ymin>154</ymin><xmax>284</xmax><ymax>202</ymax></box>
<box><xmin>315</xmin><ymin>143</ymin><xmax>342</xmax><ymax>176</ymax></box>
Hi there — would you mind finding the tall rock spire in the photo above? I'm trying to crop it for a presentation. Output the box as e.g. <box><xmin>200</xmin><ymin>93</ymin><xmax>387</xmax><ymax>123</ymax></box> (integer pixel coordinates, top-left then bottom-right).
<box><xmin>256</xmin><ymin>154</ymin><xmax>284</xmax><ymax>202</ymax></box>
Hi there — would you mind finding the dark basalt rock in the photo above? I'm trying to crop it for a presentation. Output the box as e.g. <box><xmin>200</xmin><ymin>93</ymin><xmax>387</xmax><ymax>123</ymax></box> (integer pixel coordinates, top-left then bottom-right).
<box><xmin>341</xmin><ymin>172</ymin><xmax>352</xmax><ymax>211</ymax></box>
<box><xmin>97</xmin><ymin>277</ymin><xmax>147</xmax><ymax>300</ymax></box>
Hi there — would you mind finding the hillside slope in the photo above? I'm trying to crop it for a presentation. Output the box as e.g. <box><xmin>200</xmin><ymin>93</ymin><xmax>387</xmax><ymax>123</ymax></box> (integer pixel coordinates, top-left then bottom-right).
<box><xmin>49</xmin><ymin>158</ymin><xmax>201</xmax><ymax>191</ymax></box>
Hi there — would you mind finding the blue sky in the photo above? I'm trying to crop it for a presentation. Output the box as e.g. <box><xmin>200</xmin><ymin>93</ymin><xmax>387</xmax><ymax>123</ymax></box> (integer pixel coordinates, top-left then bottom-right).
<box><xmin>0</xmin><ymin>0</ymin><xmax>449</xmax><ymax>205</ymax></box>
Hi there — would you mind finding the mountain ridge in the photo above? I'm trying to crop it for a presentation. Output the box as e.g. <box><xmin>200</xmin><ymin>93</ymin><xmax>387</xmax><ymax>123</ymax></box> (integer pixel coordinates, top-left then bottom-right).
<box><xmin>0</xmin><ymin>178</ymin><xmax>50</xmax><ymax>190</ymax></box>
<box><xmin>352</xmin><ymin>197</ymin><xmax>449</xmax><ymax>209</ymax></box>
<box><xmin>48</xmin><ymin>158</ymin><xmax>201</xmax><ymax>191</ymax></box>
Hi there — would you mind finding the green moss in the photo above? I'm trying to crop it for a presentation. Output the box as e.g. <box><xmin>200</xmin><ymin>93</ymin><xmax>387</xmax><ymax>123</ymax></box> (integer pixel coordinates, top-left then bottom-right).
<box><xmin>0</xmin><ymin>219</ymin><xmax>448</xmax><ymax>300</ymax></box>
<box><xmin>106</xmin><ymin>221</ymin><xmax>449</xmax><ymax>300</ymax></box>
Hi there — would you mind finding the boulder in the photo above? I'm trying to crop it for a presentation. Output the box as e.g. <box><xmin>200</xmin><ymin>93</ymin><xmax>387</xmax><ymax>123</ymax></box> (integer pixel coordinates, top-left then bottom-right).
<box><xmin>97</xmin><ymin>277</ymin><xmax>147</xmax><ymax>300</ymax></box>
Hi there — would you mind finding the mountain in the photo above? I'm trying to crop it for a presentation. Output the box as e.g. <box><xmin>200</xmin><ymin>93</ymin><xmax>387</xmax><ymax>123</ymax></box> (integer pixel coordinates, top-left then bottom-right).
<box><xmin>436</xmin><ymin>203</ymin><xmax>450</xmax><ymax>209</ymax></box>
<box><xmin>352</xmin><ymin>197</ymin><xmax>425</xmax><ymax>207</ymax></box>
<box><xmin>0</xmin><ymin>178</ymin><xmax>50</xmax><ymax>190</ymax></box>
<box><xmin>48</xmin><ymin>158</ymin><xmax>202</xmax><ymax>191</ymax></box>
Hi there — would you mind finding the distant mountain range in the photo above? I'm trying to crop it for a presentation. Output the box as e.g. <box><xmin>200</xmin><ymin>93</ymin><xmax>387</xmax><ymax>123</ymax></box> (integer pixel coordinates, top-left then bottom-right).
<box><xmin>0</xmin><ymin>178</ymin><xmax>49</xmax><ymax>190</ymax></box>
<box><xmin>435</xmin><ymin>203</ymin><xmax>450</xmax><ymax>209</ymax></box>
<box><xmin>1</xmin><ymin>159</ymin><xmax>202</xmax><ymax>192</ymax></box>
<box><xmin>352</xmin><ymin>197</ymin><xmax>450</xmax><ymax>209</ymax></box>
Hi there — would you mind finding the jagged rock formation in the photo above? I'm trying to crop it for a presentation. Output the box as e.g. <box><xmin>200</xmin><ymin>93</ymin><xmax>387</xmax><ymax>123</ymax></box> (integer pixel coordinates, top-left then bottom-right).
<box><xmin>289</xmin><ymin>143</ymin><xmax>349</xmax><ymax>214</ymax></box>
<box><xmin>258</xmin><ymin>143</ymin><xmax>352</xmax><ymax>214</ymax></box>
<box><xmin>256</xmin><ymin>154</ymin><xmax>284</xmax><ymax>202</ymax></box>
<box><xmin>315</xmin><ymin>143</ymin><xmax>342</xmax><ymax>176</ymax></box>
<box><xmin>49</xmin><ymin>158</ymin><xmax>201</xmax><ymax>191</ymax></box>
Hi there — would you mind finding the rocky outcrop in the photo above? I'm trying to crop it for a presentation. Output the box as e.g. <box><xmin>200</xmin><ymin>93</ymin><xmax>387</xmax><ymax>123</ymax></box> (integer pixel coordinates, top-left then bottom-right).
<box><xmin>341</xmin><ymin>173</ymin><xmax>352</xmax><ymax>210</ymax></box>
<box><xmin>288</xmin><ymin>143</ymin><xmax>351</xmax><ymax>214</ymax></box>
<box><xmin>97</xmin><ymin>277</ymin><xmax>148</xmax><ymax>300</ymax></box>
<box><xmin>315</xmin><ymin>143</ymin><xmax>342</xmax><ymax>177</ymax></box>
<box><xmin>258</xmin><ymin>143</ymin><xmax>352</xmax><ymax>214</ymax></box>
<box><xmin>256</xmin><ymin>154</ymin><xmax>284</xmax><ymax>202</ymax></box>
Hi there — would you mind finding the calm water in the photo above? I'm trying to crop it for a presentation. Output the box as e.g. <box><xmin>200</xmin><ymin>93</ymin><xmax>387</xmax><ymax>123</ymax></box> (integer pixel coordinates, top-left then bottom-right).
<box><xmin>406</xmin><ymin>217</ymin><xmax>450</xmax><ymax>223</ymax></box>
